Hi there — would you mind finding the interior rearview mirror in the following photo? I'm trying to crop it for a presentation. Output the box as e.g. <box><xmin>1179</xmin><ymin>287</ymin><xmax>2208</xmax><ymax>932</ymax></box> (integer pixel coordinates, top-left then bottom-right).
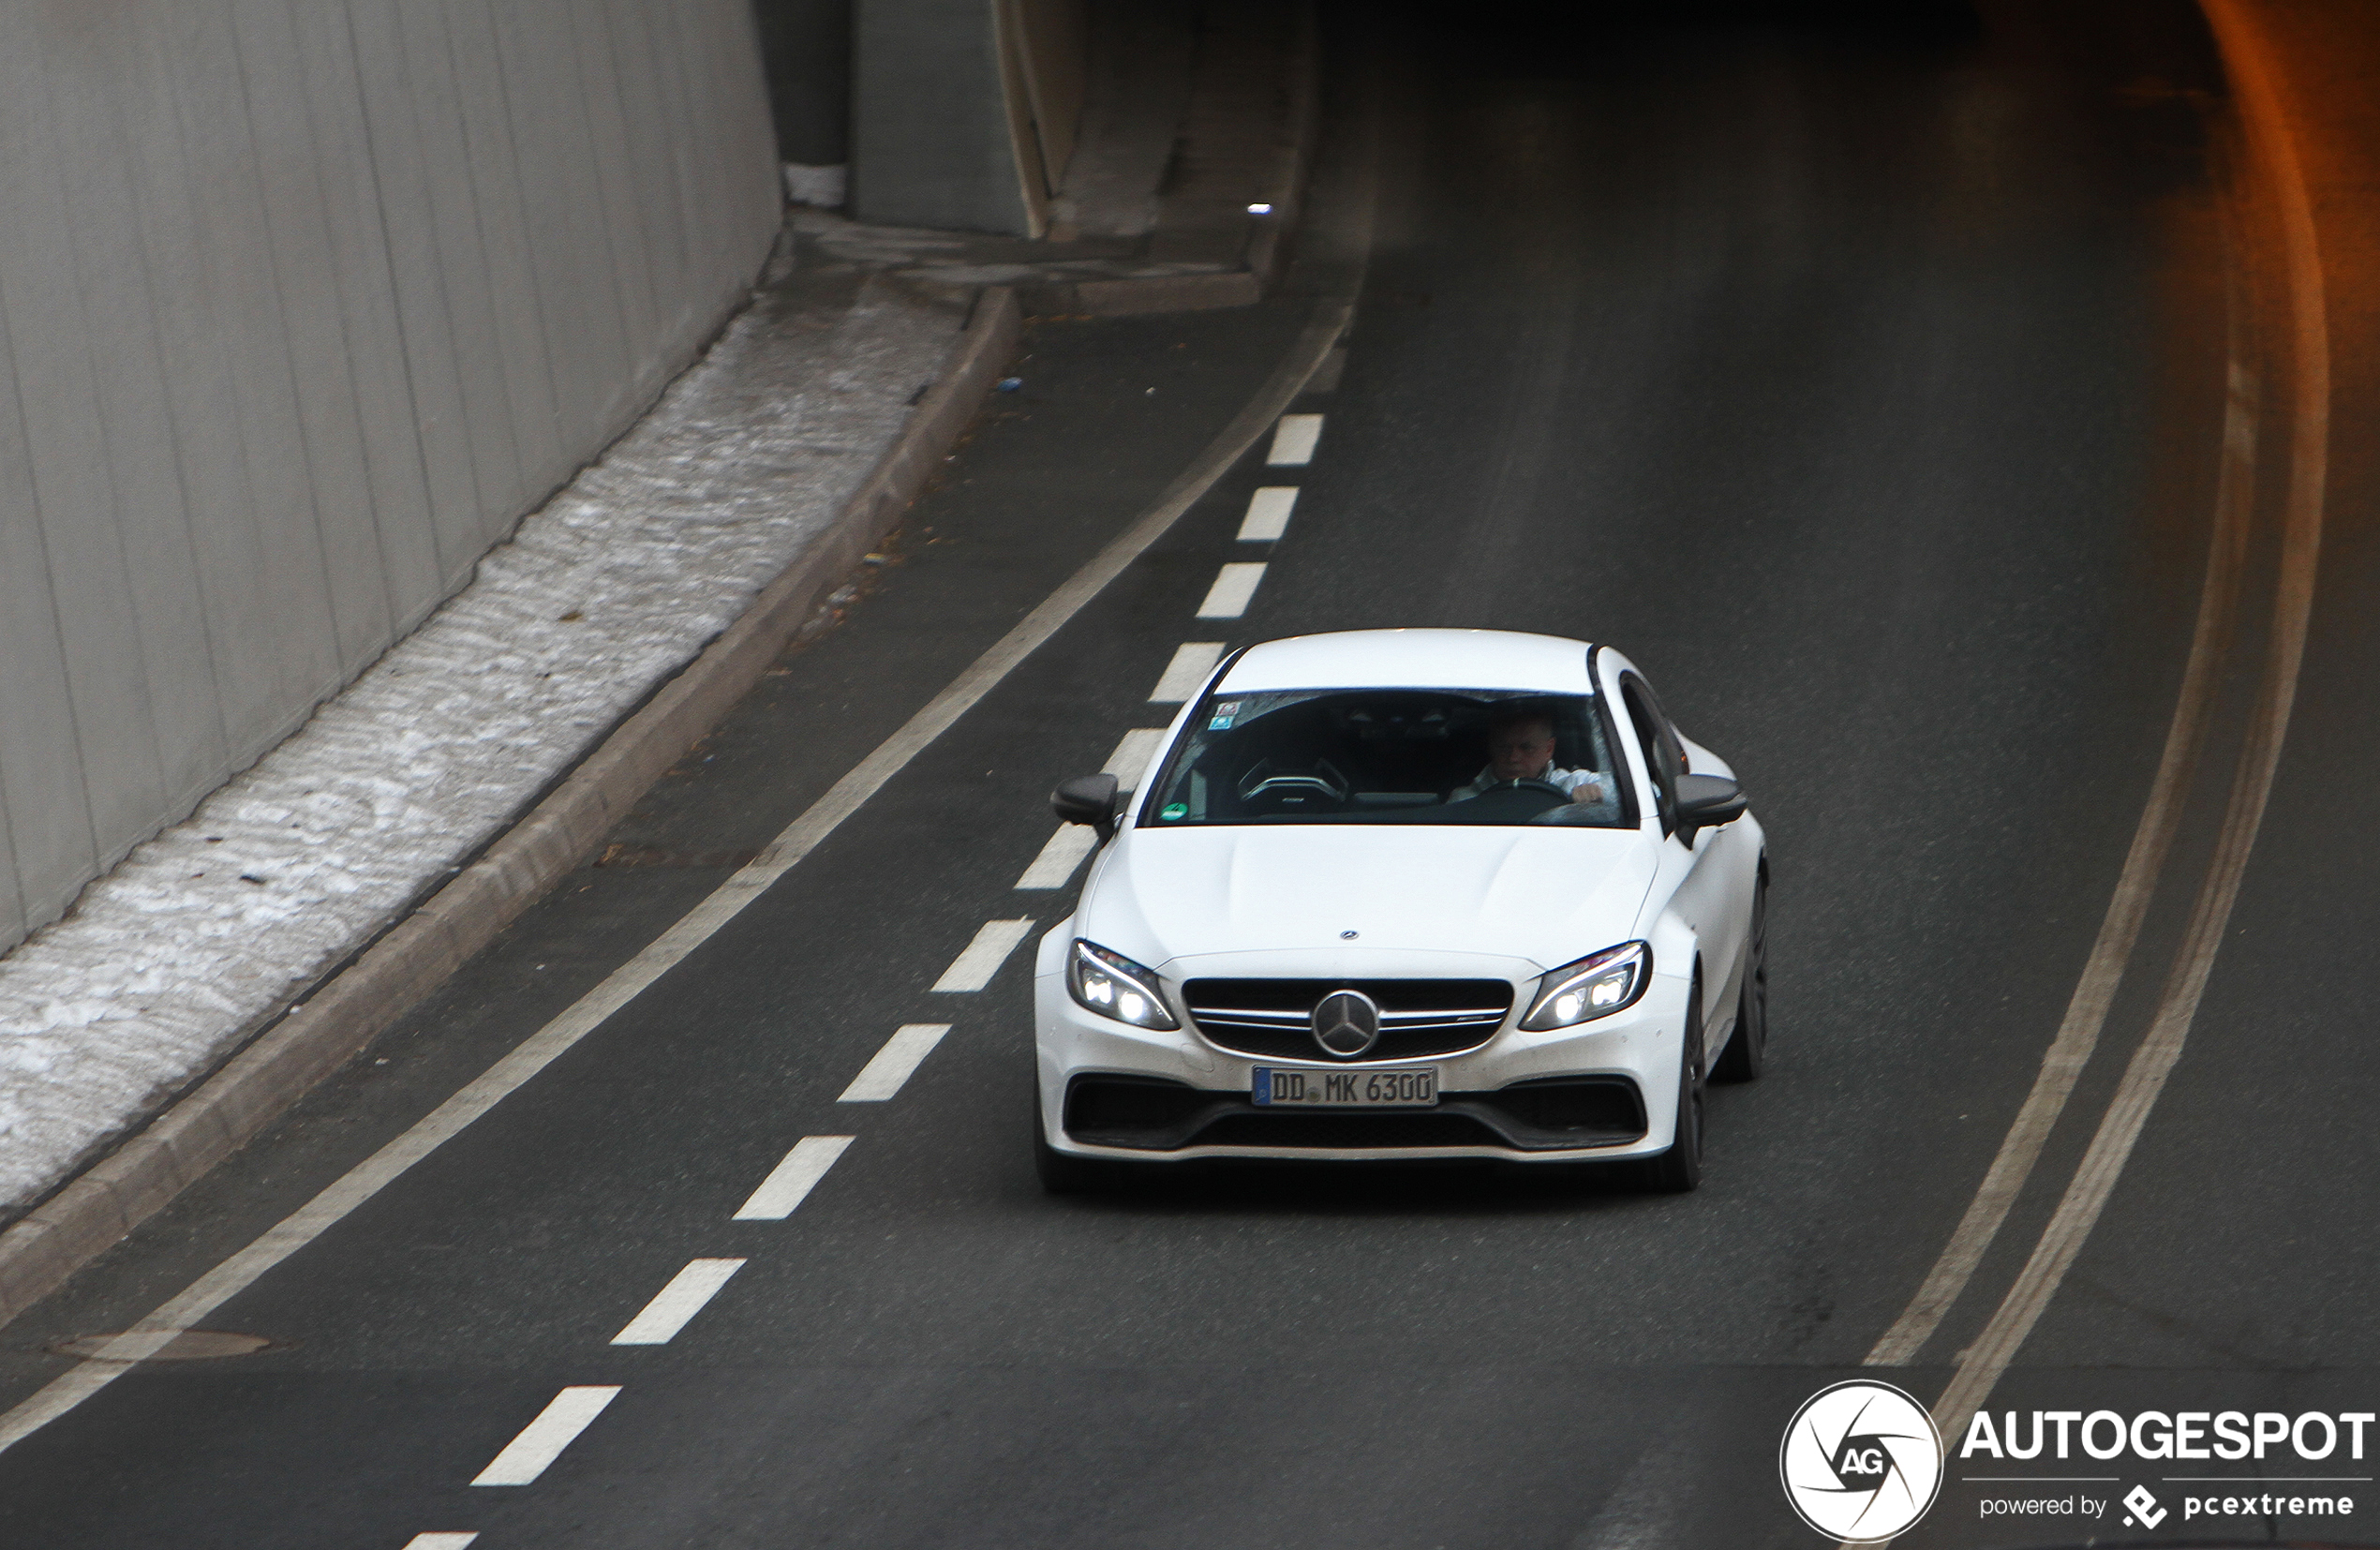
<box><xmin>1051</xmin><ymin>773</ymin><xmax>1123</xmax><ymax>842</ymax></box>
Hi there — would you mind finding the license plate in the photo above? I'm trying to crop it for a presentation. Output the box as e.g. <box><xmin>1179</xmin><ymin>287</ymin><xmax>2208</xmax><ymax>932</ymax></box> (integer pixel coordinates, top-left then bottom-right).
<box><xmin>1251</xmin><ymin>1065</ymin><xmax>1438</xmax><ymax>1108</ymax></box>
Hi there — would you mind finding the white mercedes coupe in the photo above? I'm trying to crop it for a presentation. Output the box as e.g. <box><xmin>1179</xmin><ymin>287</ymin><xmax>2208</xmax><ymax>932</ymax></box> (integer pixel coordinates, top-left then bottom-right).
<box><xmin>1032</xmin><ymin>629</ymin><xmax>1766</xmax><ymax>1192</ymax></box>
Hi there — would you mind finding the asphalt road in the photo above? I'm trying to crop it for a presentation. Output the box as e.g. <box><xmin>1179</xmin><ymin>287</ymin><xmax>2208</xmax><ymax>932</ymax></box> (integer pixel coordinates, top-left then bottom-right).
<box><xmin>6</xmin><ymin>3</ymin><xmax>2371</xmax><ymax>1546</ymax></box>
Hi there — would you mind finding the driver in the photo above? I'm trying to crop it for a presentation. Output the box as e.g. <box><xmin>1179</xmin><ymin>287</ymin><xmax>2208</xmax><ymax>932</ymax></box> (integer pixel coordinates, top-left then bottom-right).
<box><xmin>1450</xmin><ymin>708</ymin><xmax>1613</xmax><ymax>805</ymax></box>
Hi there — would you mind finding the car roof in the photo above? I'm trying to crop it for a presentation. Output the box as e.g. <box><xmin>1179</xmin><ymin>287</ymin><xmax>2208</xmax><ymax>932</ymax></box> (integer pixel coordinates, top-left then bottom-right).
<box><xmin>1214</xmin><ymin>629</ymin><xmax>1598</xmax><ymax>693</ymax></box>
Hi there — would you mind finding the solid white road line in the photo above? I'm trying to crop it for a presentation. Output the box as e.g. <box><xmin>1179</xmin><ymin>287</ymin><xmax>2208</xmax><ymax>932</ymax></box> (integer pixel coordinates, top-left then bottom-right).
<box><xmin>0</xmin><ymin>299</ymin><xmax>1353</xmax><ymax>1460</ymax></box>
<box><xmin>1196</xmin><ymin>562</ymin><xmax>1266</xmax><ymax>619</ymax></box>
<box><xmin>1148</xmin><ymin>641</ymin><xmax>1225</xmax><ymax>702</ymax></box>
<box><xmin>930</xmin><ymin>918</ymin><xmax>1035</xmax><ymax>991</ymax></box>
<box><xmin>1266</xmin><ymin>412</ymin><xmax>1323</xmax><ymax>465</ymax></box>
<box><xmin>470</xmin><ymin>1386</ymin><xmax>621</xmax><ymax>1486</ymax></box>
<box><xmin>733</xmin><ymin>1136</ymin><xmax>854</xmax><ymax>1220</ymax></box>
<box><xmin>1102</xmin><ymin>728</ymin><xmax>1167</xmax><ymax>786</ymax></box>
<box><xmin>837</xmin><ymin>1024</ymin><xmax>950</xmax><ymax>1101</ymax></box>
<box><xmin>1015</xmin><ymin>825</ymin><xmax>1098</xmax><ymax>889</ymax></box>
<box><xmin>402</xmin><ymin>1537</ymin><xmax>479</xmax><ymax>1550</ymax></box>
<box><xmin>609</xmin><ymin>1259</ymin><xmax>746</xmax><ymax>1345</ymax></box>
<box><xmin>1238</xmin><ymin>486</ymin><xmax>1299</xmax><ymax>541</ymax></box>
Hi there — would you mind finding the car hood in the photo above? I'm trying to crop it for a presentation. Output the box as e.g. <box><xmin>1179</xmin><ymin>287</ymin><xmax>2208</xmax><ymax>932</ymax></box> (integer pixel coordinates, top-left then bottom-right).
<box><xmin>1076</xmin><ymin>824</ymin><xmax>1658</xmax><ymax>974</ymax></box>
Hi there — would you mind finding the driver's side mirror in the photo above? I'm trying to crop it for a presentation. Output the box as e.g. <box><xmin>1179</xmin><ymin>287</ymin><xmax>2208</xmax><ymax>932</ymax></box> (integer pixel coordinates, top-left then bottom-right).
<box><xmin>1674</xmin><ymin>773</ymin><xmax>1747</xmax><ymax>843</ymax></box>
<box><xmin>1051</xmin><ymin>773</ymin><xmax>1123</xmax><ymax>843</ymax></box>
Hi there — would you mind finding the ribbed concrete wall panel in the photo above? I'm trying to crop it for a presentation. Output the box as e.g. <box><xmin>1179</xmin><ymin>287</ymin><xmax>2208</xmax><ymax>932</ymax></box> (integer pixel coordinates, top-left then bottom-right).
<box><xmin>0</xmin><ymin>343</ymin><xmax>92</xmax><ymax>950</ymax></box>
<box><xmin>169</xmin><ymin>3</ymin><xmax>350</xmax><ymax>738</ymax></box>
<box><xmin>119</xmin><ymin>15</ymin><xmax>286</xmax><ymax>782</ymax></box>
<box><xmin>347</xmin><ymin>0</ymin><xmax>485</xmax><ymax>589</ymax></box>
<box><xmin>0</xmin><ymin>18</ymin><xmax>172</xmax><ymax>890</ymax></box>
<box><xmin>604</xmin><ymin>0</ymin><xmax>693</xmax><ymax>356</ymax></box>
<box><xmin>391</xmin><ymin>1</ymin><xmax>533</xmax><ymax>562</ymax></box>
<box><xmin>0</xmin><ymin>0</ymin><xmax>778</xmax><ymax>952</ymax></box>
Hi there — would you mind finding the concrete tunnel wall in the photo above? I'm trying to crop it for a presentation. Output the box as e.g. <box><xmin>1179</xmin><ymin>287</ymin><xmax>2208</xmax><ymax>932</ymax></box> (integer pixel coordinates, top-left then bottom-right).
<box><xmin>0</xmin><ymin>1</ymin><xmax>783</xmax><ymax>956</ymax></box>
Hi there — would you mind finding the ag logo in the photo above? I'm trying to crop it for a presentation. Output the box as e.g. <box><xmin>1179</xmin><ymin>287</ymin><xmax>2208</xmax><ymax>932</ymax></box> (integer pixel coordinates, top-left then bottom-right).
<box><xmin>1779</xmin><ymin>1380</ymin><xmax>1943</xmax><ymax>1542</ymax></box>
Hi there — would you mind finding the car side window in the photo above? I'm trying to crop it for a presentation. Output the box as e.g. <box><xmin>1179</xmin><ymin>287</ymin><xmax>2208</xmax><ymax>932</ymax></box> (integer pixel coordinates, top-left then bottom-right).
<box><xmin>1621</xmin><ymin>679</ymin><xmax>1679</xmax><ymax>835</ymax></box>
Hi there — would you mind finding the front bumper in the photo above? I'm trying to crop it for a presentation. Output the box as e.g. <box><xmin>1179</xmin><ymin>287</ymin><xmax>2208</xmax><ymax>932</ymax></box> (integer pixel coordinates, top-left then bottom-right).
<box><xmin>1034</xmin><ymin>962</ymin><xmax>1690</xmax><ymax>1164</ymax></box>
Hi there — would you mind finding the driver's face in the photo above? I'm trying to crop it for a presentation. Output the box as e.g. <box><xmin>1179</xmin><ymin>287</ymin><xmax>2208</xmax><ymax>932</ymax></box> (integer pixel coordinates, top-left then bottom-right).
<box><xmin>1488</xmin><ymin>719</ymin><xmax>1554</xmax><ymax>782</ymax></box>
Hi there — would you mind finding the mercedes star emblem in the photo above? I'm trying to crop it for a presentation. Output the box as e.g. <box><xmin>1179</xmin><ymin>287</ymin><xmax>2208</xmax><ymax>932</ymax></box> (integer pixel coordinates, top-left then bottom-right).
<box><xmin>1311</xmin><ymin>989</ymin><xmax>1381</xmax><ymax>1058</ymax></box>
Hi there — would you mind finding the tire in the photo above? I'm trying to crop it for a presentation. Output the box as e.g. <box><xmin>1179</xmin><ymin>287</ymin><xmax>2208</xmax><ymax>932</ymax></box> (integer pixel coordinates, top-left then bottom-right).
<box><xmin>1712</xmin><ymin>871</ymin><xmax>1768</xmax><ymax>1083</ymax></box>
<box><xmin>1034</xmin><ymin>1086</ymin><xmax>1115</xmax><ymax>1195</ymax></box>
<box><xmin>1642</xmin><ymin>968</ymin><xmax>1706</xmax><ymax>1194</ymax></box>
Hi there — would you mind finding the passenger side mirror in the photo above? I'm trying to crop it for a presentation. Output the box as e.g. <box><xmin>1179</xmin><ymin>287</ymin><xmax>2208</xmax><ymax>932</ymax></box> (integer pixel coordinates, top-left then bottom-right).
<box><xmin>1051</xmin><ymin>773</ymin><xmax>1123</xmax><ymax>843</ymax></box>
<box><xmin>1674</xmin><ymin>774</ymin><xmax>1747</xmax><ymax>843</ymax></box>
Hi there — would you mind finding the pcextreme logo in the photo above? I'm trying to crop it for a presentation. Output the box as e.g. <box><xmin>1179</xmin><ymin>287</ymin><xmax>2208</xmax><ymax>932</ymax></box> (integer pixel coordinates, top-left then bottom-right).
<box><xmin>1780</xmin><ymin>1380</ymin><xmax>1945</xmax><ymax>1543</ymax></box>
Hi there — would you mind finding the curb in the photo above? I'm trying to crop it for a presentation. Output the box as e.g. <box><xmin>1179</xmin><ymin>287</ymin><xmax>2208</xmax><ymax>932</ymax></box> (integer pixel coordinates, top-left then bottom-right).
<box><xmin>0</xmin><ymin>288</ymin><xmax>1022</xmax><ymax>1332</ymax></box>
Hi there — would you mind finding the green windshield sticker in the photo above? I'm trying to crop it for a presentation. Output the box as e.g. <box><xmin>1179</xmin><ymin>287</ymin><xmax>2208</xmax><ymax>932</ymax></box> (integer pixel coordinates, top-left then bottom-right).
<box><xmin>1159</xmin><ymin>802</ymin><xmax>1188</xmax><ymax>821</ymax></box>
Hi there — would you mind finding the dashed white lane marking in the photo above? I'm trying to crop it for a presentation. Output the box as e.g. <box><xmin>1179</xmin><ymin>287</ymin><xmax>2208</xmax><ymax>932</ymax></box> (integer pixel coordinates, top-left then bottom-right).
<box><xmin>609</xmin><ymin>1258</ymin><xmax>747</xmax><ymax>1345</ymax></box>
<box><xmin>838</xmin><ymin>1024</ymin><xmax>950</xmax><ymax>1101</ymax></box>
<box><xmin>930</xmin><ymin>917</ymin><xmax>1036</xmax><ymax>991</ymax></box>
<box><xmin>1196</xmin><ymin>562</ymin><xmax>1266</xmax><ymax>619</ymax></box>
<box><xmin>1266</xmin><ymin>413</ymin><xmax>1323</xmax><ymax>465</ymax></box>
<box><xmin>1102</xmin><ymin>727</ymin><xmax>1168</xmax><ymax>785</ymax></box>
<box><xmin>1015</xmin><ymin>826</ymin><xmax>1097</xmax><ymax>889</ymax></box>
<box><xmin>403</xmin><ymin>1537</ymin><xmax>479</xmax><ymax>1550</ymax></box>
<box><xmin>733</xmin><ymin>1135</ymin><xmax>855</xmax><ymax>1220</ymax></box>
<box><xmin>1149</xmin><ymin>641</ymin><xmax>1225</xmax><ymax>702</ymax></box>
<box><xmin>1238</xmin><ymin>486</ymin><xmax>1299</xmax><ymax>541</ymax></box>
<box><xmin>470</xmin><ymin>1386</ymin><xmax>621</xmax><ymax>1486</ymax></box>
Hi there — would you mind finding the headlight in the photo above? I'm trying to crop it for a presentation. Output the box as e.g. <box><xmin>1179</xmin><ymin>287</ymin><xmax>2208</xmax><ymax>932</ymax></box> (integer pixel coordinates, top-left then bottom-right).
<box><xmin>1066</xmin><ymin>940</ymin><xmax>1180</xmax><ymax>1030</ymax></box>
<box><xmin>1518</xmin><ymin>941</ymin><xmax>1649</xmax><ymax>1030</ymax></box>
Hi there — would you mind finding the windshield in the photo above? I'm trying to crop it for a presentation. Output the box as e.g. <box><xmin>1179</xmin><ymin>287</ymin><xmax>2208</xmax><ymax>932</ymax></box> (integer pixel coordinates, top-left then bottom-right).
<box><xmin>1138</xmin><ymin>687</ymin><xmax>1636</xmax><ymax>828</ymax></box>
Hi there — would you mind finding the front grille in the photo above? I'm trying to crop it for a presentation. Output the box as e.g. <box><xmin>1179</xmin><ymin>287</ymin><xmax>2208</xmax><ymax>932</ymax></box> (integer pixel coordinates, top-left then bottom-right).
<box><xmin>1182</xmin><ymin>977</ymin><xmax>1512</xmax><ymax>1061</ymax></box>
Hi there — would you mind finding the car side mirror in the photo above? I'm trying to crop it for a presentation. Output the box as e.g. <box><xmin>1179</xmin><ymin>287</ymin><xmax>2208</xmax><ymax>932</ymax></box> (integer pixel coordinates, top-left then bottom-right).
<box><xmin>1051</xmin><ymin>773</ymin><xmax>1123</xmax><ymax>843</ymax></box>
<box><xmin>1674</xmin><ymin>774</ymin><xmax>1747</xmax><ymax>842</ymax></box>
